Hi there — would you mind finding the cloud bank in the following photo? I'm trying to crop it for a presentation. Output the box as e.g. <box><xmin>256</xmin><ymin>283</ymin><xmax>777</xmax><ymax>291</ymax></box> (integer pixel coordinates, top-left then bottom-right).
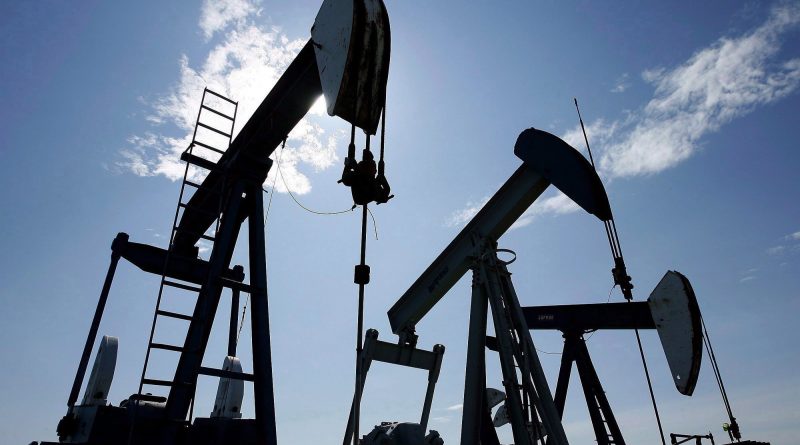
<box><xmin>119</xmin><ymin>0</ymin><xmax>339</xmax><ymax>195</ymax></box>
<box><xmin>598</xmin><ymin>4</ymin><xmax>800</xmax><ymax>179</ymax></box>
<box><xmin>448</xmin><ymin>4</ymin><xmax>800</xmax><ymax>228</ymax></box>
<box><xmin>200</xmin><ymin>0</ymin><xmax>260</xmax><ymax>40</ymax></box>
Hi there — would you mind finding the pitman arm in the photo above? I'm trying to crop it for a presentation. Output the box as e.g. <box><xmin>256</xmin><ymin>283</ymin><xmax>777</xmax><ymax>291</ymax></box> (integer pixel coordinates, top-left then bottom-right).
<box><xmin>387</xmin><ymin>129</ymin><xmax>612</xmax><ymax>343</ymax></box>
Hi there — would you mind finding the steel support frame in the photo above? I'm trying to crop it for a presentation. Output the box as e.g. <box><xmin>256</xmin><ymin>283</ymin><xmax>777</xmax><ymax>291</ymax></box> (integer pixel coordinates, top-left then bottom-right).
<box><xmin>461</xmin><ymin>270</ymin><xmax>490</xmax><ymax>445</ymax></box>
<box><xmin>482</xmin><ymin>258</ymin><xmax>537</xmax><ymax>445</ymax></box>
<box><xmin>67</xmin><ymin>235</ymin><xmax>126</xmax><ymax>409</ymax></box>
<box><xmin>551</xmin><ymin>332</ymin><xmax>625</xmax><ymax>445</ymax></box>
<box><xmin>159</xmin><ymin>178</ymin><xmax>277</xmax><ymax>445</ymax></box>
<box><xmin>343</xmin><ymin>329</ymin><xmax>445</xmax><ymax>444</ymax></box>
<box><xmin>461</xmin><ymin>245</ymin><xmax>569</xmax><ymax>445</ymax></box>
<box><xmin>163</xmin><ymin>180</ymin><xmax>247</xmax><ymax>424</ymax></box>
<box><xmin>247</xmin><ymin>181</ymin><xmax>278</xmax><ymax>445</ymax></box>
<box><xmin>669</xmin><ymin>433</ymin><xmax>715</xmax><ymax>445</ymax></box>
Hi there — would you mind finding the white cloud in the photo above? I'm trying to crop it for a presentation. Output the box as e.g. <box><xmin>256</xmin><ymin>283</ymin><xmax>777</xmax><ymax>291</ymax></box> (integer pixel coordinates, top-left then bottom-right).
<box><xmin>600</xmin><ymin>4</ymin><xmax>800</xmax><ymax>178</ymax></box>
<box><xmin>119</xmin><ymin>0</ymin><xmax>340</xmax><ymax>195</ymax></box>
<box><xmin>641</xmin><ymin>67</ymin><xmax>665</xmax><ymax>83</ymax></box>
<box><xmin>119</xmin><ymin>149</ymin><xmax>150</xmax><ymax>177</ymax></box>
<box><xmin>765</xmin><ymin>229</ymin><xmax>800</xmax><ymax>256</ymax></box>
<box><xmin>447</xmin><ymin>4</ymin><xmax>800</xmax><ymax>228</ymax></box>
<box><xmin>271</xmin><ymin>126</ymin><xmax>340</xmax><ymax>195</ymax></box>
<box><xmin>767</xmin><ymin>245</ymin><xmax>786</xmax><ymax>255</ymax></box>
<box><xmin>445</xmin><ymin>191</ymin><xmax>579</xmax><ymax>231</ymax></box>
<box><xmin>611</xmin><ymin>73</ymin><xmax>630</xmax><ymax>93</ymax></box>
<box><xmin>445</xmin><ymin>197</ymin><xmax>489</xmax><ymax>227</ymax></box>
<box><xmin>511</xmin><ymin>193</ymin><xmax>580</xmax><ymax>230</ymax></box>
<box><xmin>739</xmin><ymin>267</ymin><xmax>757</xmax><ymax>283</ymax></box>
<box><xmin>200</xmin><ymin>0</ymin><xmax>260</xmax><ymax>40</ymax></box>
<box><xmin>560</xmin><ymin>118</ymin><xmax>620</xmax><ymax>169</ymax></box>
<box><xmin>446</xmin><ymin>404</ymin><xmax>463</xmax><ymax>411</ymax></box>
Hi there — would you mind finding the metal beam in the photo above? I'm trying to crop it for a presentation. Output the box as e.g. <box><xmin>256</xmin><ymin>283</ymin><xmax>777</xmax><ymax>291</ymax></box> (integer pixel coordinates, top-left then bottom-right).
<box><xmin>523</xmin><ymin>302</ymin><xmax>655</xmax><ymax>331</ymax></box>
<box><xmin>460</xmin><ymin>267</ymin><xmax>490</xmax><ymax>445</ymax></box>
<box><xmin>67</xmin><ymin>235</ymin><xmax>124</xmax><ymax>409</ymax></box>
<box><xmin>247</xmin><ymin>182</ymin><xmax>278</xmax><ymax>445</ymax></box>
<box><xmin>572</xmin><ymin>335</ymin><xmax>626</xmax><ymax>445</ymax></box>
<box><xmin>112</xmin><ymin>233</ymin><xmax>245</xmax><ymax>284</ymax></box>
<box><xmin>164</xmin><ymin>181</ymin><xmax>248</xmax><ymax>425</ymax></box>
<box><xmin>173</xmin><ymin>42</ymin><xmax>323</xmax><ymax>254</ymax></box>
<box><xmin>388</xmin><ymin>166</ymin><xmax>550</xmax><ymax>339</ymax></box>
<box><xmin>387</xmin><ymin>128</ymin><xmax>612</xmax><ymax>341</ymax></box>
<box><xmin>371</xmin><ymin>339</ymin><xmax>440</xmax><ymax>371</ymax></box>
<box><xmin>342</xmin><ymin>329</ymin><xmax>444</xmax><ymax>444</ymax></box>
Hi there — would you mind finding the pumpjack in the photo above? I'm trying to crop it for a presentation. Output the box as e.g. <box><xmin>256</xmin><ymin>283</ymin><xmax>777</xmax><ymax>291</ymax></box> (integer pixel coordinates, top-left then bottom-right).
<box><xmin>368</xmin><ymin>125</ymin><xmax>764</xmax><ymax>444</ymax></box>
<box><xmin>521</xmin><ymin>271</ymin><xmax>703</xmax><ymax>445</ymax></box>
<box><xmin>37</xmin><ymin>0</ymin><xmax>760</xmax><ymax>444</ymax></box>
<box><xmin>45</xmin><ymin>0</ymin><xmax>390</xmax><ymax>444</ymax></box>
<box><xmin>379</xmin><ymin>128</ymin><xmax>613</xmax><ymax>445</ymax></box>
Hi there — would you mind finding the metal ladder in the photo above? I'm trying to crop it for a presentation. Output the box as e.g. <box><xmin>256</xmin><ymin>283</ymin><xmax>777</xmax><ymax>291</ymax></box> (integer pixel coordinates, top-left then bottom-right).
<box><xmin>136</xmin><ymin>87</ymin><xmax>239</xmax><ymax>400</ymax></box>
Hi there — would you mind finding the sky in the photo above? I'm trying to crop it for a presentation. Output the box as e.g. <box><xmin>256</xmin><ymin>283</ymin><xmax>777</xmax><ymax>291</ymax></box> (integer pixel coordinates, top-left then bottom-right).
<box><xmin>1</xmin><ymin>0</ymin><xmax>799</xmax><ymax>444</ymax></box>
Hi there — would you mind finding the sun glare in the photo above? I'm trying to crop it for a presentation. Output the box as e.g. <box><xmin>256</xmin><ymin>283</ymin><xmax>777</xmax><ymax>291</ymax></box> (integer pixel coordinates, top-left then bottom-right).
<box><xmin>310</xmin><ymin>95</ymin><xmax>327</xmax><ymax>116</ymax></box>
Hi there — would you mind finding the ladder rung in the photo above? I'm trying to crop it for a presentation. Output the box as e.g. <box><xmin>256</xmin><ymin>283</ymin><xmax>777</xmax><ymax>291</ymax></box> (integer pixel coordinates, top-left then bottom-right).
<box><xmin>150</xmin><ymin>342</ymin><xmax>184</xmax><ymax>353</ymax></box>
<box><xmin>191</xmin><ymin>139</ymin><xmax>226</xmax><ymax>155</ymax></box>
<box><xmin>183</xmin><ymin>180</ymin><xmax>218</xmax><ymax>193</ymax></box>
<box><xmin>183</xmin><ymin>180</ymin><xmax>221</xmax><ymax>196</ymax></box>
<box><xmin>141</xmin><ymin>378</ymin><xmax>176</xmax><ymax>387</ymax></box>
<box><xmin>180</xmin><ymin>152</ymin><xmax>218</xmax><ymax>171</ymax></box>
<box><xmin>163</xmin><ymin>280</ymin><xmax>202</xmax><ymax>292</ymax></box>
<box><xmin>174</xmin><ymin>227</ymin><xmax>216</xmax><ymax>242</ymax></box>
<box><xmin>199</xmin><ymin>366</ymin><xmax>255</xmax><ymax>382</ymax></box>
<box><xmin>178</xmin><ymin>202</ymin><xmax>220</xmax><ymax>219</ymax></box>
<box><xmin>171</xmin><ymin>224</ymin><xmax>216</xmax><ymax>243</ymax></box>
<box><xmin>197</xmin><ymin>122</ymin><xmax>231</xmax><ymax>138</ymax></box>
<box><xmin>219</xmin><ymin>277</ymin><xmax>257</xmax><ymax>294</ymax></box>
<box><xmin>205</xmin><ymin>88</ymin><xmax>237</xmax><ymax>105</ymax></box>
<box><xmin>201</xmin><ymin>105</ymin><xmax>235</xmax><ymax>121</ymax></box>
<box><xmin>156</xmin><ymin>309</ymin><xmax>193</xmax><ymax>321</ymax></box>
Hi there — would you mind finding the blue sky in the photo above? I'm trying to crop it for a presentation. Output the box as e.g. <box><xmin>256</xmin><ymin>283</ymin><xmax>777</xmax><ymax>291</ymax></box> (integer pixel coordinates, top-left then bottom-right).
<box><xmin>1</xmin><ymin>1</ymin><xmax>799</xmax><ymax>444</ymax></box>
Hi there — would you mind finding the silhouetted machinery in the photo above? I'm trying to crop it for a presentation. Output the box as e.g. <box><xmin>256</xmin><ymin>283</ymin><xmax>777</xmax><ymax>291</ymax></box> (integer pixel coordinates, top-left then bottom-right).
<box><xmin>521</xmin><ymin>271</ymin><xmax>703</xmax><ymax>445</ymax></box>
<box><xmin>37</xmin><ymin>1</ymin><xmax>765</xmax><ymax>444</ymax></box>
<box><xmin>374</xmin><ymin>129</ymin><xmax>701</xmax><ymax>445</ymax></box>
<box><xmin>45</xmin><ymin>1</ymin><xmax>390</xmax><ymax>444</ymax></box>
<box><xmin>372</xmin><ymin>126</ymin><xmax>761</xmax><ymax>444</ymax></box>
